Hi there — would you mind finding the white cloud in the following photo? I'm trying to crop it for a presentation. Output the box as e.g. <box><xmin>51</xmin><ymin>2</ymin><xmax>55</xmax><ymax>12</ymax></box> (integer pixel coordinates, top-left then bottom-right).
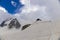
<box><xmin>0</xmin><ymin>0</ymin><xmax>60</xmax><ymax>21</ymax></box>
<box><xmin>0</xmin><ymin>7</ymin><xmax>7</xmax><ymax>13</ymax></box>
<box><xmin>15</xmin><ymin>0</ymin><xmax>51</xmax><ymax>23</ymax></box>
<box><xmin>30</xmin><ymin>0</ymin><xmax>60</xmax><ymax>20</ymax></box>
<box><xmin>0</xmin><ymin>0</ymin><xmax>53</xmax><ymax>24</ymax></box>
<box><xmin>15</xmin><ymin>5</ymin><xmax>51</xmax><ymax>23</ymax></box>
<box><xmin>21</xmin><ymin>5</ymin><xmax>39</xmax><ymax>14</ymax></box>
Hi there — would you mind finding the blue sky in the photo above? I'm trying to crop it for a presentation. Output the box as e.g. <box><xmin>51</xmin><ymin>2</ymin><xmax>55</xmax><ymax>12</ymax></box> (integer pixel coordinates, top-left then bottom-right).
<box><xmin>0</xmin><ymin>0</ymin><xmax>24</xmax><ymax>14</ymax></box>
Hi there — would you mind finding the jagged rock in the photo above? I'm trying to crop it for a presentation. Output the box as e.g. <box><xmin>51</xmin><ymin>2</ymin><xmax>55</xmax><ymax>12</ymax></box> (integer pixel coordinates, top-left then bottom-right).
<box><xmin>22</xmin><ymin>24</ymin><xmax>31</xmax><ymax>30</ymax></box>
<box><xmin>36</xmin><ymin>18</ymin><xmax>42</xmax><ymax>21</ymax></box>
<box><xmin>8</xmin><ymin>18</ymin><xmax>21</xmax><ymax>29</ymax></box>
<box><xmin>0</xmin><ymin>18</ymin><xmax>12</xmax><ymax>27</ymax></box>
<box><xmin>0</xmin><ymin>20</ymin><xmax>7</xmax><ymax>27</ymax></box>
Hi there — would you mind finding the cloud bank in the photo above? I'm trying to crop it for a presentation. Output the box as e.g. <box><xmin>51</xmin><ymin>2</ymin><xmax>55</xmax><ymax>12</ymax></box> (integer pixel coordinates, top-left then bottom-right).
<box><xmin>0</xmin><ymin>0</ymin><xmax>59</xmax><ymax>24</ymax></box>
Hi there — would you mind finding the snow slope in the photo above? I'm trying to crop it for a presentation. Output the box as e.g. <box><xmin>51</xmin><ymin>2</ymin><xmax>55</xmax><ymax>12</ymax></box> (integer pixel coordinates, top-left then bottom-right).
<box><xmin>0</xmin><ymin>0</ymin><xmax>60</xmax><ymax>40</ymax></box>
<box><xmin>0</xmin><ymin>20</ymin><xmax>59</xmax><ymax>40</ymax></box>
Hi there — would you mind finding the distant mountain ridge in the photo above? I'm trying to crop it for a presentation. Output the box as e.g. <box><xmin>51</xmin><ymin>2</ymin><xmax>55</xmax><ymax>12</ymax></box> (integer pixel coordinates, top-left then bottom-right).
<box><xmin>0</xmin><ymin>18</ymin><xmax>21</xmax><ymax>29</ymax></box>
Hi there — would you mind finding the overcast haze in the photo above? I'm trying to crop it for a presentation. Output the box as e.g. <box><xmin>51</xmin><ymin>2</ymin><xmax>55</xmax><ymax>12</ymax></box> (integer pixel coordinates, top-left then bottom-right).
<box><xmin>30</xmin><ymin>0</ymin><xmax>60</xmax><ymax>20</ymax></box>
<box><xmin>0</xmin><ymin>0</ymin><xmax>60</xmax><ymax>24</ymax></box>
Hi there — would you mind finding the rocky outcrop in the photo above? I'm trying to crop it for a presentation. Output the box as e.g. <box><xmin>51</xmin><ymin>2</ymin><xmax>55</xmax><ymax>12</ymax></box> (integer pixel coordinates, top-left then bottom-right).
<box><xmin>8</xmin><ymin>18</ymin><xmax>21</xmax><ymax>29</ymax></box>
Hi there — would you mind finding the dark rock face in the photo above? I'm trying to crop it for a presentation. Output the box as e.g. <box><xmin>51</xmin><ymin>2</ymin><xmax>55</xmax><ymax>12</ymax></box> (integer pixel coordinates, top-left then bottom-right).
<box><xmin>36</xmin><ymin>18</ymin><xmax>42</xmax><ymax>21</ymax></box>
<box><xmin>0</xmin><ymin>18</ymin><xmax>12</xmax><ymax>27</ymax></box>
<box><xmin>0</xmin><ymin>21</ymin><xmax>7</xmax><ymax>27</ymax></box>
<box><xmin>0</xmin><ymin>18</ymin><xmax>42</xmax><ymax>30</ymax></box>
<box><xmin>22</xmin><ymin>24</ymin><xmax>31</xmax><ymax>30</ymax></box>
<box><xmin>8</xmin><ymin>18</ymin><xmax>21</xmax><ymax>29</ymax></box>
